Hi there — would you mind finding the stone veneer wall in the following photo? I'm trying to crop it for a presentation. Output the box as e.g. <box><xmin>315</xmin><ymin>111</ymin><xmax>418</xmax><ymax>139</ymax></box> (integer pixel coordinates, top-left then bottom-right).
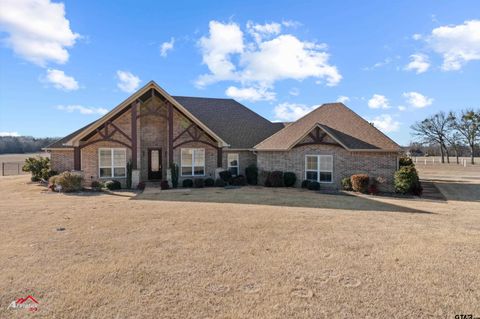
<box><xmin>256</xmin><ymin>144</ymin><xmax>398</xmax><ymax>192</ymax></box>
<box><xmin>50</xmin><ymin>149</ymin><xmax>74</xmax><ymax>173</ymax></box>
<box><xmin>222</xmin><ymin>150</ymin><xmax>256</xmax><ymax>176</ymax></box>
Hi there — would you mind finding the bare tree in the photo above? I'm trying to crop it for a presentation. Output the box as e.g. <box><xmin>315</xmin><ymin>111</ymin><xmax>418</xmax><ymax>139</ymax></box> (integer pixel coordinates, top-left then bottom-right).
<box><xmin>452</xmin><ymin>109</ymin><xmax>480</xmax><ymax>164</ymax></box>
<box><xmin>411</xmin><ymin>112</ymin><xmax>450</xmax><ymax>163</ymax></box>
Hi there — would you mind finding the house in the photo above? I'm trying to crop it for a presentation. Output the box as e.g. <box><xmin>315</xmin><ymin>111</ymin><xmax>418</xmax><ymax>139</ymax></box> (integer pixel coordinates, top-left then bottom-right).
<box><xmin>44</xmin><ymin>81</ymin><xmax>401</xmax><ymax>191</ymax></box>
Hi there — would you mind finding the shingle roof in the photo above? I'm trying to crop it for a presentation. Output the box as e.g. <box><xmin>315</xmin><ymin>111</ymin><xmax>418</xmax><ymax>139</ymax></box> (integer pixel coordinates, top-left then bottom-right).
<box><xmin>43</xmin><ymin>121</ymin><xmax>98</xmax><ymax>149</ymax></box>
<box><xmin>44</xmin><ymin>97</ymin><xmax>284</xmax><ymax>150</ymax></box>
<box><xmin>172</xmin><ymin>96</ymin><xmax>284</xmax><ymax>149</ymax></box>
<box><xmin>254</xmin><ymin>103</ymin><xmax>401</xmax><ymax>151</ymax></box>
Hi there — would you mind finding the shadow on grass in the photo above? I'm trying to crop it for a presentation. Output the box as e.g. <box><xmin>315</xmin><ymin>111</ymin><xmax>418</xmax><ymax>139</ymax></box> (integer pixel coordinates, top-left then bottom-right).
<box><xmin>132</xmin><ymin>186</ymin><xmax>434</xmax><ymax>214</ymax></box>
<box><xmin>425</xmin><ymin>179</ymin><xmax>480</xmax><ymax>202</ymax></box>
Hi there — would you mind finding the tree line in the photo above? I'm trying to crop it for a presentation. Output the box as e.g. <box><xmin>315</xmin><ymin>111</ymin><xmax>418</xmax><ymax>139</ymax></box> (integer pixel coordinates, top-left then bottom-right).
<box><xmin>411</xmin><ymin>109</ymin><xmax>480</xmax><ymax>164</ymax></box>
<box><xmin>0</xmin><ymin>136</ymin><xmax>58</xmax><ymax>154</ymax></box>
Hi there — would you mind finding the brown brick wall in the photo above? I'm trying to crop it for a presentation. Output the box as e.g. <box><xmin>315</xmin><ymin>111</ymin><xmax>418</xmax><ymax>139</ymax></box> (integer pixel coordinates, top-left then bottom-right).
<box><xmin>256</xmin><ymin>144</ymin><xmax>398</xmax><ymax>191</ymax></box>
<box><xmin>50</xmin><ymin>150</ymin><xmax>74</xmax><ymax>173</ymax></box>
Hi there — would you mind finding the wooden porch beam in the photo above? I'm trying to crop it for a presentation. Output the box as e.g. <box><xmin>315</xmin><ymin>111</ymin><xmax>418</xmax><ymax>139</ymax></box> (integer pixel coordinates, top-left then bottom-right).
<box><xmin>131</xmin><ymin>101</ymin><xmax>138</xmax><ymax>169</ymax></box>
<box><xmin>168</xmin><ymin>102</ymin><xmax>174</xmax><ymax>166</ymax></box>
<box><xmin>74</xmin><ymin>147</ymin><xmax>81</xmax><ymax>170</ymax></box>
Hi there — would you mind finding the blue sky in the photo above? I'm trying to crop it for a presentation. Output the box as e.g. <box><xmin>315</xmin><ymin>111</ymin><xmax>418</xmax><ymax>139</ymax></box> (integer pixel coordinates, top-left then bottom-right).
<box><xmin>0</xmin><ymin>0</ymin><xmax>479</xmax><ymax>145</ymax></box>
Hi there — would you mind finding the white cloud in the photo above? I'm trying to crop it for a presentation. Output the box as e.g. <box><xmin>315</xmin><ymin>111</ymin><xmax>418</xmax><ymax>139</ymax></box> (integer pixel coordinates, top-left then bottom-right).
<box><xmin>368</xmin><ymin>94</ymin><xmax>390</xmax><ymax>109</ymax></box>
<box><xmin>403</xmin><ymin>91</ymin><xmax>433</xmax><ymax>108</ymax></box>
<box><xmin>225</xmin><ymin>86</ymin><xmax>275</xmax><ymax>102</ymax></box>
<box><xmin>289</xmin><ymin>87</ymin><xmax>300</xmax><ymax>96</ymax></box>
<box><xmin>116</xmin><ymin>70</ymin><xmax>141</xmax><ymax>93</ymax></box>
<box><xmin>0</xmin><ymin>131</ymin><xmax>20</xmax><ymax>137</ymax></box>
<box><xmin>404</xmin><ymin>54</ymin><xmax>430</xmax><ymax>74</ymax></box>
<box><xmin>196</xmin><ymin>20</ymin><xmax>341</xmax><ymax>94</ymax></box>
<box><xmin>369</xmin><ymin>114</ymin><xmax>400</xmax><ymax>133</ymax></box>
<box><xmin>363</xmin><ymin>57</ymin><xmax>392</xmax><ymax>71</ymax></box>
<box><xmin>273</xmin><ymin>102</ymin><xmax>317</xmax><ymax>122</ymax></box>
<box><xmin>398</xmin><ymin>105</ymin><xmax>406</xmax><ymax>111</ymax></box>
<box><xmin>246</xmin><ymin>21</ymin><xmax>281</xmax><ymax>43</ymax></box>
<box><xmin>44</xmin><ymin>68</ymin><xmax>79</xmax><ymax>91</ymax></box>
<box><xmin>196</xmin><ymin>21</ymin><xmax>244</xmax><ymax>87</ymax></box>
<box><xmin>160</xmin><ymin>37</ymin><xmax>174</xmax><ymax>57</ymax></box>
<box><xmin>57</xmin><ymin>105</ymin><xmax>108</xmax><ymax>115</ymax></box>
<box><xmin>336</xmin><ymin>95</ymin><xmax>350</xmax><ymax>103</ymax></box>
<box><xmin>428</xmin><ymin>20</ymin><xmax>480</xmax><ymax>71</ymax></box>
<box><xmin>412</xmin><ymin>33</ymin><xmax>422</xmax><ymax>40</ymax></box>
<box><xmin>0</xmin><ymin>0</ymin><xmax>80</xmax><ymax>66</ymax></box>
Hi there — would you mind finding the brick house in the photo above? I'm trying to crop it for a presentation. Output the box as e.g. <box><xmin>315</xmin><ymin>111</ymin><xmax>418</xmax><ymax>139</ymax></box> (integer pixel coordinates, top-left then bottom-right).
<box><xmin>44</xmin><ymin>81</ymin><xmax>401</xmax><ymax>191</ymax></box>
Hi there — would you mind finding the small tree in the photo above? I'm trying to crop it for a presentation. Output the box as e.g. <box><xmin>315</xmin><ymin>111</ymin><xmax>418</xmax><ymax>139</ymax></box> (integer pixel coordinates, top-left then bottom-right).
<box><xmin>411</xmin><ymin>112</ymin><xmax>450</xmax><ymax>163</ymax></box>
<box><xmin>22</xmin><ymin>156</ymin><xmax>53</xmax><ymax>181</ymax></box>
<box><xmin>452</xmin><ymin>109</ymin><xmax>480</xmax><ymax>164</ymax></box>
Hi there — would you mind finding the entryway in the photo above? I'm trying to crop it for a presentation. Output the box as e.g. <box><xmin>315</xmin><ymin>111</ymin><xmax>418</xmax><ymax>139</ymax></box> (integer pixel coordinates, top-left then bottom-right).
<box><xmin>148</xmin><ymin>148</ymin><xmax>162</xmax><ymax>180</ymax></box>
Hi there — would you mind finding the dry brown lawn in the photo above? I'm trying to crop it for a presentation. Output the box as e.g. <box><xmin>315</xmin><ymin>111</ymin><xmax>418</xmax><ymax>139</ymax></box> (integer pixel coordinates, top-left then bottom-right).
<box><xmin>0</xmin><ymin>170</ymin><xmax>479</xmax><ymax>318</ymax></box>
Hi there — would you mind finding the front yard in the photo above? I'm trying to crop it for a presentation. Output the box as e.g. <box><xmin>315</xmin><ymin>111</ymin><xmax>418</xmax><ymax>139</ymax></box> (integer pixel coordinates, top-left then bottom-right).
<box><xmin>0</xmin><ymin>175</ymin><xmax>479</xmax><ymax>318</ymax></box>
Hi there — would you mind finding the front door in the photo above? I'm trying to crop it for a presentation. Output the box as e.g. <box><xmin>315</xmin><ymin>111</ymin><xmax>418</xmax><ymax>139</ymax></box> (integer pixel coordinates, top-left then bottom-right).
<box><xmin>148</xmin><ymin>148</ymin><xmax>162</xmax><ymax>180</ymax></box>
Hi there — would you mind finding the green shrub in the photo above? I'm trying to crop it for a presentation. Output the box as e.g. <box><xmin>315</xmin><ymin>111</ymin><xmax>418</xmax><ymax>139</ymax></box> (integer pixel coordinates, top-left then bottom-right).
<box><xmin>231</xmin><ymin>175</ymin><xmax>247</xmax><ymax>186</ymax></box>
<box><xmin>91</xmin><ymin>180</ymin><xmax>103</xmax><ymax>190</ymax></box>
<box><xmin>194</xmin><ymin>178</ymin><xmax>205</xmax><ymax>188</ymax></box>
<box><xmin>245</xmin><ymin>164</ymin><xmax>258</xmax><ymax>185</ymax></box>
<box><xmin>104</xmin><ymin>180</ymin><xmax>121</xmax><ymax>190</ymax></box>
<box><xmin>214</xmin><ymin>178</ymin><xmax>226</xmax><ymax>187</ymax></box>
<box><xmin>137</xmin><ymin>181</ymin><xmax>146</xmax><ymax>191</ymax></box>
<box><xmin>55</xmin><ymin>172</ymin><xmax>84</xmax><ymax>192</ymax></box>
<box><xmin>170</xmin><ymin>163</ymin><xmax>179</xmax><ymax>188</ymax></box>
<box><xmin>351</xmin><ymin>174</ymin><xmax>369</xmax><ymax>193</ymax></box>
<box><xmin>341</xmin><ymin>177</ymin><xmax>352</xmax><ymax>191</ymax></box>
<box><xmin>394</xmin><ymin>166</ymin><xmax>422</xmax><ymax>195</ymax></box>
<box><xmin>205</xmin><ymin>178</ymin><xmax>215</xmax><ymax>187</ymax></box>
<box><xmin>219</xmin><ymin>170</ymin><xmax>232</xmax><ymax>183</ymax></box>
<box><xmin>160</xmin><ymin>180</ymin><xmax>169</xmax><ymax>190</ymax></box>
<box><xmin>22</xmin><ymin>156</ymin><xmax>54</xmax><ymax>181</ymax></box>
<box><xmin>307</xmin><ymin>181</ymin><xmax>320</xmax><ymax>191</ymax></box>
<box><xmin>301</xmin><ymin>180</ymin><xmax>311</xmax><ymax>189</ymax></box>
<box><xmin>283</xmin><ymin>172</ymin><xmax>296</xmax><ymax>187</ymax></box>
<box><xmin>399</xmin><ymin>156</ymin><xmax>414</xmax><ymax>168</ymax></box>
<box><xmin>182</xmin><ymin>179</ymin><xmax>193</xmax><ymax>188</ymax></box>
<box><xmin>258</xmin><ymin>170</ymin><xmax>270</xmax><ymax>186</ymax></box>
<box><xmin>266</xmin><ymin>171</ymin><xmax>284</xmax><ymax>187</ymax></box>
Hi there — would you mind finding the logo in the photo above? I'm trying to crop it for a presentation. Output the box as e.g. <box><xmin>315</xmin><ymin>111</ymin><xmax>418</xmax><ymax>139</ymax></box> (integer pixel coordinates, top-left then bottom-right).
<box><xmin>8</xmin><ymin>295</ymin><xmax>39</xmax><ymax>312</ymax></box>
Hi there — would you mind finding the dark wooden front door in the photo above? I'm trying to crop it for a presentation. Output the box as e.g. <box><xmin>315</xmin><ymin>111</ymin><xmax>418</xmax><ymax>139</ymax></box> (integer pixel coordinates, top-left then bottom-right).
<box><xmin>148</xmin><ymin>148</ymin><xmax>162</xmax><ymax>180</ymax></box>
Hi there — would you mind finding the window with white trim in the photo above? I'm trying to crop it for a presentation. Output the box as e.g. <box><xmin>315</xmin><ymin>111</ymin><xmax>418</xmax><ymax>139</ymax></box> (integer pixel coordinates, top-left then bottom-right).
<box><xmin>305</xmin><ymin>155</ymin><xmax>333</xmax><ymax>183</ymax></box>
<box><xmin>99</xmin><ymin>148</ymin><xmax>126</xmax><ymax>178</ymax></box>
<box><xmin>181</xmin><ymin>148</ymin><xmax>205</xmax><ymax>176</ymax></box>
<box><xmin>227</xmin><ymin>153</ymin><xmax>239</xmax><ymax>176</ymax></box>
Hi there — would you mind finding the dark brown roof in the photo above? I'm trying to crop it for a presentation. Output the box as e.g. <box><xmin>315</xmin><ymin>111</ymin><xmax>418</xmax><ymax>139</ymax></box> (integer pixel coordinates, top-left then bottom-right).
<box><xmin>45</xmin><ymin>97</ymin><xmax>284</xmax><ymax>150</ymax></box>
<box><xmin>254</xmin><ymin>103</ymin><xmax>401</xmax><ymax>151</ymax></box>
<box><xmin>43</xmin><ymin>120</ymin><xmax>98</xmax><ymax>149</ymax></box>
<box><xmin>172</xmin><ymin>96</ymin><xmax>284</xmax><ymax>149</ymax></box>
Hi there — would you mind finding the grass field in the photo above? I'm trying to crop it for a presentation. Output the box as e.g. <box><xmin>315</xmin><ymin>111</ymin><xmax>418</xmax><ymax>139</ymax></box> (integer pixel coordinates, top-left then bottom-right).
<box><xmin>0</xmin><ymin>165</ymin><xmax>479</xmax><ymax>318</ymax></box>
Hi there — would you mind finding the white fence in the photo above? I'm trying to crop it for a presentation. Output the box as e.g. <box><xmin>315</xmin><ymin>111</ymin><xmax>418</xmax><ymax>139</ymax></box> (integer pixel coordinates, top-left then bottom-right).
<box><xmin>412</xmin><ymin>156</ymin><xmax>478</xmax><ymax>167</ymax></box>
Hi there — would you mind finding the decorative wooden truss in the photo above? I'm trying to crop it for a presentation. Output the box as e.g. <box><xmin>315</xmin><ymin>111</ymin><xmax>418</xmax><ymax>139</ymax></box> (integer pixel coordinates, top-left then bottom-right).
<box><xmin>293</xmin><ymin>126</ymin><xmax>338</xmax><ymax>148</ymax></box>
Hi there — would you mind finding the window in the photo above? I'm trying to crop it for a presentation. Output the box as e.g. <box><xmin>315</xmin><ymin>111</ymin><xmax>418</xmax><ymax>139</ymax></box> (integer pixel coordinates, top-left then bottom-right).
<box><xmin>305</xmin><ymin>155</ymin><xmax>333</xmax><ymax>183</ymax></box>
<box><xmin>181</xmin><ymin>148</ymin><xmax>205</xmax><ymax>176</ymax></box>
<box><xmin>99</xmin><ymin>148</ymin><xmax>126</xmax><ymax>178</ymax></box>
<box><xmin>227</xmin><ymin>153</ymin><xmax>239</xmax><ymax>176</ymax></box>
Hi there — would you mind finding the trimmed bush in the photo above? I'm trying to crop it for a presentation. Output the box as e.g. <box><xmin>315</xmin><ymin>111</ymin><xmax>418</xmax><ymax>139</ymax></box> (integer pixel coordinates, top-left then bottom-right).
<box><xmin>126</xmin><ymin>161</ymin><xmax>132</xmax><ymax>189</ymax></box>
<box><xmin>301</xmin><ymin>180</ymin><xmax>311</xmax><ymax>189</ymax></box>
<box><xmin>283</xmin><ymin>172</ymin><xmax>296</xmax><ymax>187</ymax></box>
<box><xmin>219</xmin><ymin>170</ymin><xmax>232</xmax><ymax>183</ymax></box>
<box><xmin>258</xmin><ymin>170</ymin><xmax>270</xmax><ymax>186</ymax></box>
<box><xmin>55</xmin><ymin>171</ymin><xmax>84</xmax><ymax>192</ymax></box>
<box><xmin>399</xmin><ymin>156</ymin><xmax>414</xmax><ymax>168</ymax></box>
<box><xmin>307</xmin><ymin>181</ymin><xmax>320</xmax><ymax>191</ymax></box>
<box><xmin>22</xmin><ymin>156</ymin><xmax>55</xmax><ymax>181</ymax></box>
<box><xmin>394</xmin><ymin>166</ymin><xmax>422</xmax><ymax>195</ymax></box>
<box><xmin>91</xmin><ymin>180</ymin><xmax>103</xmax><ymax>190</ymax></box>
<box><xmin>205</xmin><ymin>178</ymin><xmax>215</xmax><ymax>187</ymax></box>
<box><xmin>170</xmin><ymin>163</ymin><xmax>179</xmax><ymax>188</ymax></box>
<box><xmin>137</xmin><ymin>181</ymin><xmax>146</xmax><ymax>191</ymax></box>
<box><xmin>341</xmin><ymin>177</ymin><xmax>352</xmax><ymax>191</ymax></box>
<box><xmin>194</xmin><ymin>178</ymin><xmax>205</xmax><ymax>188</ymax></box>
<box><xmin>267</xmin><ymin>171</ymin><xmax>284</xmax><ymax>187</ymax></box>
<box><xmin>245</xmin><ymin>164</ymin><xmax>258</xmax><ymax>185</ymax></box>
<box><xmin>160</xmin><ymin>180</ymin><xmax>170</xmax><ymax>190</ymax></box>
<box><xmin>182</xmin><ymin>179</ymin><xmax>193</xmax><ymax>188</ymax></box>
<box><xmin>214</xmin><ymin>178</ymin><xmax>226</xmax><ymax>187</ymax></box>
<box><xmin>231</xmin><ymin>175</ymin><xmax>247</xmax><ymax>186</ymax></box>
<box><xmin>351</xmin><ymin>174</ymin><xmax>369</xmax><ymax>193</ymax></box>
<box><xmin>104</xmin><ymin>180</ymin><xmax>121</xmax><ymax>190</ymax></box>
<box><xmin>368</xmin><ymin>184</ymin><xmax>379</xmax><ymax>195</ymax></box>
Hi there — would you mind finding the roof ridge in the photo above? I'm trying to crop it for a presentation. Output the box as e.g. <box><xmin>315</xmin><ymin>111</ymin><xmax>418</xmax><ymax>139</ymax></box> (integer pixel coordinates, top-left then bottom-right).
<box><xmin>172</xmin><ymin>95</ymin><xmax>235</xmax><ymax>101</ymax></box>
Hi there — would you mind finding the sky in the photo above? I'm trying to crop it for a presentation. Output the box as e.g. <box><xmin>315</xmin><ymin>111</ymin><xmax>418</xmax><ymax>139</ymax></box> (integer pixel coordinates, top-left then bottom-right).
<box><xmin>0</xmin><ymin>0</ymin><xmax>479</xmax><ymax>146</ymax></box>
